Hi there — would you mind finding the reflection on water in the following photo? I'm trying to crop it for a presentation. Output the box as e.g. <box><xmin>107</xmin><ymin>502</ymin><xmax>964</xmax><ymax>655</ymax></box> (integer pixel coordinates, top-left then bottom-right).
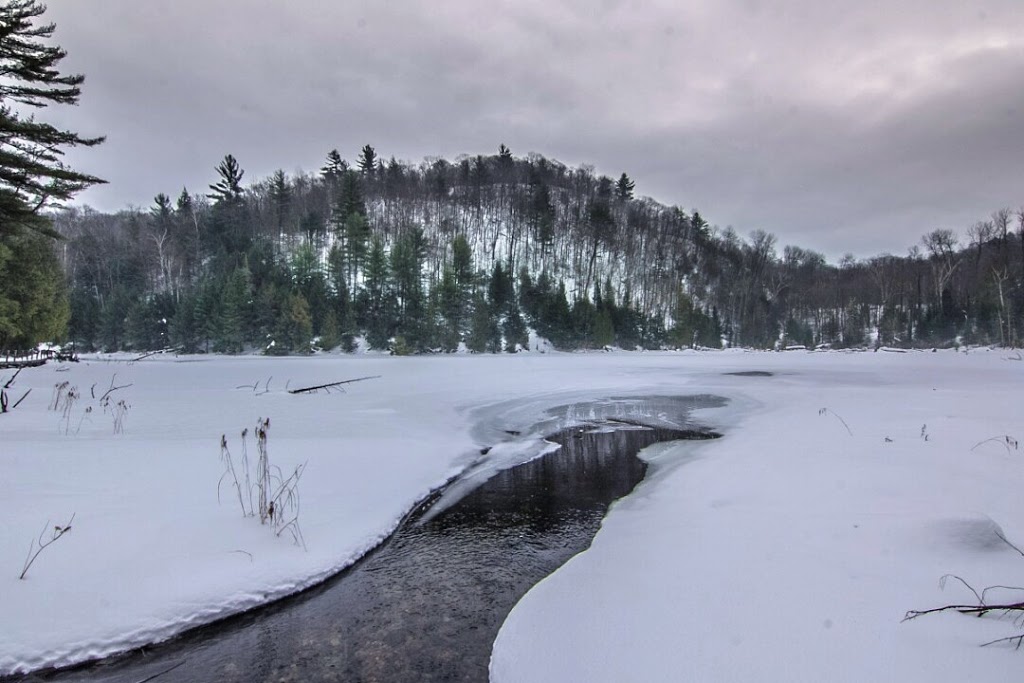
<box><xmin>25</xmin><ymin>409</ymin><xmax>720</xmax><ymax>683</ymax></box>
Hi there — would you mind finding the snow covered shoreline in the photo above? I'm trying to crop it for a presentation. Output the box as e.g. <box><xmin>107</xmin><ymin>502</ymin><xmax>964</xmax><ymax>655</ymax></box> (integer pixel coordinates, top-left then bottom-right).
<box><xmin>2</xmin><ymin>350</ymin><xmax>1022</xmax><ymax>680</ymax></box>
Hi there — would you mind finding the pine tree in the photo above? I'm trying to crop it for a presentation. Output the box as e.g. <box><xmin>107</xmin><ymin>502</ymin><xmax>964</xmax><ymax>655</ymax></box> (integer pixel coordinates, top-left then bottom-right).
<box><xmin>0</xmin><ymin>231</ymin><xmax>68</xmax><ymax>350</ymax></box>
<box><xmin>206</xmin><ymin>155</ymin><xmax>249</xmax><ymax>262</ymax></box>
<box><xmin>467</xmin><ymin>293</ymin><xmax>496</xmax><ymax>353</ymax></box>
<box><xmin>451</xmin><ymin>233</ymin><xmax>474</xmax><ymax>305</ymax></box>
<box><xmin>529</xmin><ymin>182</ymin><xmax>556</xmax><ymax>257</ymax></box>
<box><xmin>502</xmin><ymin>304</ymin><xmax>529</xmax><ymax>352</ymax></box>
<box><xmin>320</xmin><ymin>149</ymin><xmax>346</xmax><ymax>182</ymax></box>
<box><xmin>0</xmin><ymin>0</ymin><xmax>105</xmax><ymax>239</ymax></box>
<box><xmin>390</xmin><ymin>228</ymin><xmax>427</xmax><ymax>349</ymax></box>
<box><xmin>207</xmin><ymin>154</ymin><xmax>244</xmax><ymax>203</ymax></box>
<box><xmin>274</xmin><ymin>292</ymin><xmax>313</xmax><ymax>354</ymax></box>
<box><xmin>269</xmin><ymin>169</ymin><xmax>291</xmax><ymax>234</ymax></box>
<box><xmin>0</xmin><ymin>1</ymin><xmax>100</xmax><ymax>349</ymax></box>
<box><xmin>615</xmin><ymin>173</ymin><xmax>635</xmax><ymax>202</ymax></box>
<box><xmin>326</xmin><ymin>242</ymin><xmax>351</xmax><ymax>334</ymax></box>
<box><xmin>358</xmin><ymin>144</ymin><xmax>377</xmax><ymax>179</ymax></box>
<box><xmin>437</xmin><ymin>266</ymin><xmax>462</xmax><ymax>351</ymax></box>
<box><xmin>217</xmin><ymin>266</ymin><xmax>251</xmax><ymax>353</ymax></box>
<box><xmin>362</xmin><ymin>237</ymin><xmax>391</xmax><ymax>349</ymax></box>
<box><xmin>498</xmin><ymin>143</ymin><xmax>513</xmax><ymax>164</ymax></box>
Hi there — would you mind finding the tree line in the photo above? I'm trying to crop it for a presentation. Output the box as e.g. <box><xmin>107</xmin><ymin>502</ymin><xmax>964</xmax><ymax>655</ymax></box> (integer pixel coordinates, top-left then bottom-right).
<box><xmin>2</xmin><ymin>1</ymin><xmax>1023</xmax><ymax>355</ymax></box>
<box><xmin>50</xmin><ymin>147</ymin><xmax>1024</xmax><ymax>354</ymax></box>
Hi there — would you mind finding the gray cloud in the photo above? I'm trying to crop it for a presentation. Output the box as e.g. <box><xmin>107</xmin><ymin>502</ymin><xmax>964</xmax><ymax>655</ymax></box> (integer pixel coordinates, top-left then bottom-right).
<box><xmin>45</xmin><ymin>0</ymin><xmax>1024</xmax><ymax>259</ymax></box>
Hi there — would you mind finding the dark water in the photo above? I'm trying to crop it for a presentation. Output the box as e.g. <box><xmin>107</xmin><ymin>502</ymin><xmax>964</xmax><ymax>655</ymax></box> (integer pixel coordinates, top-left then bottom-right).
<box><xmin>19</xmin><ymin>416</ymin><xmax>719</xmax><ymax>683</ymax></box>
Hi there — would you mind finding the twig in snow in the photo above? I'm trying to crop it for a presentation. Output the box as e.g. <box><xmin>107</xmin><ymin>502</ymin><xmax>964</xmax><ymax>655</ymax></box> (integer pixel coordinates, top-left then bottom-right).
<box><xmin>3</xmin><ymin>366</ymin><xmax>22</xmax><ymax>389</ymax></box>
<box><xmin>19</xmin><ymin>513</ymin><xmax>75</xmax><ymax>580</ymax></box>
<box><xmin>10</xmin><ymin>387</ymin><xmax>30</xmax><ymax>410</ymax></box>
<box><xmin>0</xmin><ymin>368</ymin><xmax>28</xmax><ymax>414</ymax></box>
<box><xmin>982</xmin><ymin>585</ymin><xmax>1024</xmax><ymax>603</ymax></box>
<box><xmin>98</xmin><ymin>373</ymin><xmax>133</xmax><ymax>402</ymax></box>
<box><xmin>995</xmin><ymin>530</ymin><xmax>1024</xmax><ymax>559</ymax></box>
<box><xmin>818</xmin><ymin>407</ymin><xmax>853</xmax><ymax>436</ymax></box>
<box><xmin>229</xmin><ymin>549</ymin><xmax>253</xmax><ymax>562</ymax></box>
<box><xmin>939</xmin><ymin>574</ymin><xmax>983</xmax><ymax>605</ymax></box>
<box><xmin>982</xmin><ymin>634</ymin><xmax>1024</xmax><ymax>649</ymax></box>
<box><xmin>905</xmin><ymin>533</ymin><xmax>1024</xmax><ymax>647</ymax></box>
<box><xmin>971</xmin><ymin>435</ymin><xmax>1019</xmax><ymax>456</ymax></box>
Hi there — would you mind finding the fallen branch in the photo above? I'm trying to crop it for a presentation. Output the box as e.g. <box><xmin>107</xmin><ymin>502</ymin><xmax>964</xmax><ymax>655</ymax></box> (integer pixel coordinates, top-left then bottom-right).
<box><xmin>287</xmin><ymin>375</ymin><xmax>381</xmax><ymax>395</ymax></box>
<box><xmin>983</xmin><ymin>634</ymin><xmax>1024</xmax><ymax>649</ymax></box>
<box><xmin>98</xmin><ymin>374</ymin><xmax>133</xmax><ymax>402</ymax></box>
<box><xmin>19</xmin><ymin>513</ymin><xmax>75</xmax><ymax>580</ymax></box>
<box><xmin>129</xmin><ymin>348</ymin><xmax>176</xmax><ymax>363</ymax></box>
<box><xmin>4</xmin><ymin>366</ymin><xmax>23</xmax><ymax>389</ymax></box>
<box><xmin>10</xmin><ymin>388</ymin><xmax>30</xmax><ymax>410</ymax></box>
<box><xmin>903</xmin><ymin>601</ymin><xmax>1024</xmax><ymax>621</ymax></box>
<box><xmin>904</xmin><ymin>538</ymin><xmax>1024</xmax><ymax>647</ymax></box>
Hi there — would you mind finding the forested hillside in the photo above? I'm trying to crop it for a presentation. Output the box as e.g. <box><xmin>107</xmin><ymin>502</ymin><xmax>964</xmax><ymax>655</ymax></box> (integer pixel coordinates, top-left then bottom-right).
<box><xmin>52</xmin><ymin>145</ymin><xmax>1024</xmax><ymax>354</ymax></box>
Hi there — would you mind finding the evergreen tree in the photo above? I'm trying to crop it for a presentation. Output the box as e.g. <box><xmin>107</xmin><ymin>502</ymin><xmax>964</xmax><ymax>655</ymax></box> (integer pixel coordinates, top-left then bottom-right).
<box><xmin>273</xmin><ymin>292</ymin><xmax>313</xmax><ymax>354</ymax></box>
<box><xmin>451</xmin><ymin>233</ymin><xmax>474</xmax><ymax>304</ymax></box>
<box><xmin>467</xmin><ymin>293</ymin><xmax>498</xmax><ymax>353</ymax></box>
<box><xmin>207</xmin><ymin>154</ymin><xmax>244</xmax><ymax>203</ymax></box>
<box><xmin>344</xmin><ymin>212</ymin><xmax>370</xmax><ymax>291</ymax></box>
<box><xmin>571</xmin><ymin>295</ymin><xmax>596</xmax><ymax>348</ymax></box>
<box><xmin>362</xmin><ymin>237</ymin><xmax>391</xmax><ymax>349</ymax></box>
<box><xmin>437</xmin><ymin>266</ymin><xmax>462</xmax><ymax>351</ymax></box>
<box><xmin>0</xmin><ymin>0</ymin><xmax>105</xmax><ymax>240</ymax></box>
<box><xmin>326</xmin><ymin>242</ymin><xmax>351</xmax><ymax>332</ymax></box>
<box><xmin>594</xmin><ymin>308</ymin><xmax>615</xmax><ymax>347</ymax></box>
<box><xmin>320</xmin><ymin>149</ymin><xmax>346</xmax><ymax>182</ymax></box>
<box><xmin>269</xmin><ymin>169</ymin><xmax>291</xmax><ymax>234</ymax></box>
<box><xmin>217</xmin><ymin>266</ymin><xmax>251</xmax><ymax>353</ymax></box>
<box><xmin>498</xmin><ymin>143</ymin><xmax>513</xmax><ymax>165</ymax></box>
<box><xmin>615</xmin><ymin>173</ymin><xmax>635</xmax><ymax>202</ymax></box>
<box><xmin>502</xmin><ymin>304</ymin><xmax>529</xmax><ymax>352</ymax></box>
<box><xmin>519</xmin><ymin>267</ymin><xmax>543</xmax><ymax>322</ymax></box>
<box><xmin>390</xmin><ymin>228</ymin><xmax>427</xmax><ymax>349</ymax></box>
<box><xmin>169</xmin><ymin>289</ymin><xmax>200</xmax><ymax>352</ymax></box>
<box><xmin>206</xmin><ymin>154</ymin><xmax>250</xmax><ymax>262</ymax></box>
<box><xmin>0</xmin><ymin>1</ymin><xmax>100</xmax><ymax>349</ymax></box>
<box><xmin>528</xmin><ymin>183</ymin><xmax>556</xmax><ymax>257</ymax></box>
<box><xmin>0</xmin><ymin>231</ymin><xmax>68</xmax><ymax>350</ymax></box>
<box><xmin>318</xmin><ymin>307</ymin><xmax>341</xmax><ymax>351</ymax></box>
<box><xmin>487</xmin><ymin>261</ymin><xmax>512</xmax><ymax>313</ymax></box>
<box><xmin>358</xmin><ymin>144</ymin><xmax>377</xmax><ymax>179</ymax></box>
<box><xmin>290</xmin><ymin>240</ymin><xmax>329</xmax><ymax>333</ymax></box>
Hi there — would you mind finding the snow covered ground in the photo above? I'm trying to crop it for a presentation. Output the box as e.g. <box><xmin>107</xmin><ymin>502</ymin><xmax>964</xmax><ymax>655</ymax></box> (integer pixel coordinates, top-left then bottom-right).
<box><xmin>2</xmin><ymin>349</ymin><xmax>1023</xmax><ymax>680</ymax></box>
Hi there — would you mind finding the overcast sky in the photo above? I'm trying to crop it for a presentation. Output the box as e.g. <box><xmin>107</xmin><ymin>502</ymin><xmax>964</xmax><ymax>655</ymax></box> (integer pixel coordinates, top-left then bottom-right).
<box><xmin>45</xmin><ymin>0</ymin><xmax>1024</xmax><ymax>260</ymax></box>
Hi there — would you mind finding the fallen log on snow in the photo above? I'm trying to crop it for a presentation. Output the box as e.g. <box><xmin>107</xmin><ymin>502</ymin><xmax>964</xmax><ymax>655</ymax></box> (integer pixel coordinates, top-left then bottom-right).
<box><xmin>287</xmin><ymin>375</ymin><xmax>381</xmax><ymax>395</ymax></box>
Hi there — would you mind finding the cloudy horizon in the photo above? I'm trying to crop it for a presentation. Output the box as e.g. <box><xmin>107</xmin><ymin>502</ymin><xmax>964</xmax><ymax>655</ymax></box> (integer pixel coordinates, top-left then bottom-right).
<box><xmin>46</xmin><ymin>0</ymin><xmax>1024</xmax><ymax>261</ymax></box>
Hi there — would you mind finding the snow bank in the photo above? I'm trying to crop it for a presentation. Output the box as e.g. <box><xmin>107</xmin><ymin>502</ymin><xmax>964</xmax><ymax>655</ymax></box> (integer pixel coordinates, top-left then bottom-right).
<box><xmin>491</xmin><ymin>349</ymin><xmax>1024</xmax><ymax>682</ymax></box>
<box><xmin>3</xmin><ymin>349</ymin><xmax>1022</xmax><ymax>680</ymax></box>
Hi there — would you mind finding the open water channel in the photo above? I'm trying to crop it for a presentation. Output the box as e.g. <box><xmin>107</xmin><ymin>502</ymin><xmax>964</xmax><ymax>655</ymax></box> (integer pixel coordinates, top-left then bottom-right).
<box><xmin>20</xmin><ymin>395</ymin><xmax>723</xmax><ymax>683</ymax></box>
